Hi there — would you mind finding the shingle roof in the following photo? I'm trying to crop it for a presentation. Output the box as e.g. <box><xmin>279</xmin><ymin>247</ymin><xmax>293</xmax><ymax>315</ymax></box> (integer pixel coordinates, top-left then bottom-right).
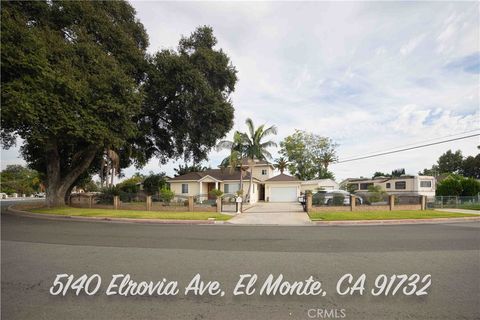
<box><xmin>266</xmin><ymin>173</ymin><xmax>299</xmax><ymax>182</ymax></box>
<box><xmin>168</xmin><ymin>169</ymin><xmax>255</xmax><ymax>182</ymax></box>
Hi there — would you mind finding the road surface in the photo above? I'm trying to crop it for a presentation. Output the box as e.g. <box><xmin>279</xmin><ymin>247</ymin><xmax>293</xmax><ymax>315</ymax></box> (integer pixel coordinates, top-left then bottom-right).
<box><xmin>1</xmin><ymin>201</ymin><xmax>479</xmax><ymax>319</ymax></box>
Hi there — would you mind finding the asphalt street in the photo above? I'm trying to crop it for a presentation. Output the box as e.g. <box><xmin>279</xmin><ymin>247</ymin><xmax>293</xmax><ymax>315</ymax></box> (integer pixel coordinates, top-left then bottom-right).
<box><xmin>1</xmin><ymin>200</ymin><xmax>479</xmax><ymax>320</ymax></box>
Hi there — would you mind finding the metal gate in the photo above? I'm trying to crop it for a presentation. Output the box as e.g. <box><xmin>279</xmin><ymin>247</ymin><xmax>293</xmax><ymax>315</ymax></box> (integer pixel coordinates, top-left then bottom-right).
<box><xmin>221</xmin><ymin>193</ymin><xmax>239</xmax><ymax>213</ymax></box>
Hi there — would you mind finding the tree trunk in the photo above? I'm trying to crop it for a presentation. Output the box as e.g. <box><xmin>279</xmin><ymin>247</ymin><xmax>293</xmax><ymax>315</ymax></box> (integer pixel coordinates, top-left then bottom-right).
<box><xmin>240</xmin><ymin>168</ymin><xmax>243</xmax><ymax>195</ymax></box>
<box><xmin>111</xmin><ymin>166</ymin><xmax>115</xmax><ymax>186</ymax></box>
<box><xmin>245</xmin><ymin>161</ymin><xmax>254</xmax><ymax>203</ymax></box>
<box><xmin>45</xmin><ymin>141</ymin><xmax>98</xmax><ymax>207</ymax></box>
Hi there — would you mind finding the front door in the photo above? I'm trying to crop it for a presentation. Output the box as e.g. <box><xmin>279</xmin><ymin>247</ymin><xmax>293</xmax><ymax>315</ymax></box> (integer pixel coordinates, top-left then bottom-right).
<box><xmin>259</xmin><ymin>184</ymin><xmax>265</xmax><ymax>201</ymax></box>
<box><xmin>207</xmin><ymin>183</ymin><xmax>215</xmax><ymax>199</ymax></box>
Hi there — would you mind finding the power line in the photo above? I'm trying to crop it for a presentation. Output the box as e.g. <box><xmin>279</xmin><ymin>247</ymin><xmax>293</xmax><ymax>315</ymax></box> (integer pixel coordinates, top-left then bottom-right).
<box><xmin>340</xmin><ymin>129</ymin><xmax>480</xmax><ymax>161</ymax></box>
<box><xmin>336</xmin><ymin>133</ymin><xmax>480</xmax><ymax>164</ymax></box>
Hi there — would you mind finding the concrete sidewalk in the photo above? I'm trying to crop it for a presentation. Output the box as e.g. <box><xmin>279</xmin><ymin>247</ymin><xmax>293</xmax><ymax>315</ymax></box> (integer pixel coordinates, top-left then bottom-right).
<box><xmin>435</xmin><ymin>208</ymin><xmax>480</xmax><ymax>215</ymax></box>
<box><xmin>228</xmin><ymin>202</ymin><xmax>312</xmax><ymax>225</ymax></box>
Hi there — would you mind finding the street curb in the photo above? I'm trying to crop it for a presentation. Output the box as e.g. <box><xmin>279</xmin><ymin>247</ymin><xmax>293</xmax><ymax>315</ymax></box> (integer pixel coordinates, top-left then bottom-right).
<box><xmin>312</xmin><ymin>216</ymin><xmax>480</xmax><ymax>226</ymax></box>
<box><xmin>6</xmin><ymin>205</ymin><xmax>479</xmax><ymax>227</ymax></box>
<box><xmin>6</xmin><ymin>205</ymin><xmax>218</xmax><ymax>225</ymax></box>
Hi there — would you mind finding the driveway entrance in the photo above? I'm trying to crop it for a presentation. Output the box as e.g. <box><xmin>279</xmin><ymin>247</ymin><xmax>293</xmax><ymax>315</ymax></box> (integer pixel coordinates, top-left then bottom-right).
<box><xmin>228</xmin><ymin>202</ymin><xmax>312</xmax><ymax>225</ymax></box>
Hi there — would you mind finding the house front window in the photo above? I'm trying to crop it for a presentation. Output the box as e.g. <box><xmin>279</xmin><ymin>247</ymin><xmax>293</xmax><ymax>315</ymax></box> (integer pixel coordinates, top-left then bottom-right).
<box><xmin>420</xmin><ymin>180</ymin><xmax>432</xmax><ymax>188</ymax></box>
<box><xmin>261</xmin><ymin>169</ymin><xmax>267</xmax><ymax>175</ymax></box>
<box><xmin>224</xmin><ymin>183</ymin><xmax>240</xmax><ymax>194</ymax></box>
<box><xmin>181</xmin><ymin>184</ymin><xmax>188</xmax><ymax>194</ymax></box>
<box><xmin>395</xmin><ymin>181</ymin><xmax>406</xmax><ymax>190</ymax></box>
<box><xmin>348</xmin><ymin>183</ymin><xmax>359</xmax><ymax>191</ymax></box>
<box><xmin>360</xmin><ymin>183</ymin><xmax>373</xmax><ymax>190</ymax></box>
<box><xmin>386</xmin><ymin>183</ymin><xmax>391</xmax><ymax>189</ymax></box>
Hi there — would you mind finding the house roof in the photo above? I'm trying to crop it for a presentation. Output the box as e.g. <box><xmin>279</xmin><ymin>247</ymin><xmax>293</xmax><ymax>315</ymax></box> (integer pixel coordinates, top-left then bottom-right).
<box><xmin>168</xmin><ymin>169</ymin><xmax>256</xmax><ymax>182</ymax></box>
<box><xmin>266</xmin><ymin>173</ymin><xmax>299</xmax><ymax>182</ymax></box>
<box><xmin>341</xmin><ymin>175</ymin><xmax>434</xmax><ymax>185</ymax></box>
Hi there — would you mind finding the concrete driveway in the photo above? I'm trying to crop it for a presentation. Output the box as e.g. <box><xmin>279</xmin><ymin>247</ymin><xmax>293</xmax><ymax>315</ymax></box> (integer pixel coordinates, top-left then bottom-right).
<box><xmin>228</xmin><ymin>202</ymin><xmax>312</xmax><ymax>225</ymax></box>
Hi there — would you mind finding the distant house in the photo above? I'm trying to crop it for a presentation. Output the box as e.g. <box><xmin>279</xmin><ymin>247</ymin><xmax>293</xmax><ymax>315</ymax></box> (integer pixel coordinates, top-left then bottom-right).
<box><xmin>340</xmin><ymin>175</ymin><xmax>436</xmax><ymax>197</ymax></box>
<box><xmin>300</xmin><ymin>179</ymin><xmax>339</xmax><ymax>193</ymax></box>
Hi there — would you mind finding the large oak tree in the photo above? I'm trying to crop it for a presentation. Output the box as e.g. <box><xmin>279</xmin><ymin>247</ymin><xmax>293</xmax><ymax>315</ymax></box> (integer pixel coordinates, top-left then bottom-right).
<box><xmin>1</xmin><ymin>1</ymin><xmax>237</xmax><ymax>206</ymax></box>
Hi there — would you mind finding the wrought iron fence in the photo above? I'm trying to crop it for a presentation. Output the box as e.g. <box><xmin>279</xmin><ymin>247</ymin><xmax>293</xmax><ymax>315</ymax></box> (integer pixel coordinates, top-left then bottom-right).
<box><xmin>427</xmin><ymin>195</ymin><xmax>480</xmax><ymax>209</ymax></box>
<box><xmin>221</xmin><ymin>193</ymin><xmax>238</xmax><ymax>212</ymax></box>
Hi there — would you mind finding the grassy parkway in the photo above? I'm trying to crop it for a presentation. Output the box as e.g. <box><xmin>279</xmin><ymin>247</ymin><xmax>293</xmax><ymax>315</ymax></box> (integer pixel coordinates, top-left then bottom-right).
<box><xmin>1</xmin><ymin>200</ymin><xmax>479</xmax><ymax>320</ymax></box>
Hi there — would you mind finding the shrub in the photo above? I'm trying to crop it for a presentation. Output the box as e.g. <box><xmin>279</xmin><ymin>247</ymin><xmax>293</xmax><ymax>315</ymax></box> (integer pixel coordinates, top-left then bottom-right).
<box><xmin>436</xmin><ymin>174</ymin><xmax>480</xmax><ymax>196</ymax></box>
<box><xmin>97</xmin><ymin>186</ymin><xmax>120</xmax><ymax>204</ymax></box>
<box><xmin>332</xmin><ymin>193</ymin><xmax>345</xmax><ymax>206</ymax></box>
<box><xmin>367</xmin><ymin>185</ymin><xmax>386</xmax><ymax>203</ymax></box>
<box><xmin>312</xmin><ymin>192</ymin><xmax>325</xmax><ymax>206</ymax></box>
<box><xmin>460</xmin><ymin>177</ymin><xmax>480</xmax><ymax>196</ymax></box>
<box><xmin>209</xmin><ymin>189</ymin><xmax>223</xmax><ymax>199</ymax></box>
<box><xmin>117</xmin><ymin>177</ymin><xmax>142</xmax><ymax>194</ymax></box>
<box><xmin>159</xmin><ymin>188</ymin><xmax>175</xmax><ymax>203</ymax></box>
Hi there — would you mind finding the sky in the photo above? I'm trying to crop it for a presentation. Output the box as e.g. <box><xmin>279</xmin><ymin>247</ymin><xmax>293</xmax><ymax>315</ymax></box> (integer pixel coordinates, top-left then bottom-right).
<box><xmin>1</xmin><ymin>1</ymin><xmax>479</xmax><ymax>181</ymax></box>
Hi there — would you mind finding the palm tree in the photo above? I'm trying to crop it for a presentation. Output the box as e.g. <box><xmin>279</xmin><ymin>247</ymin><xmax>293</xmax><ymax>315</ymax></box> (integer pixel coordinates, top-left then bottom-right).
<box><xmin>274</xmin><ymin>157</ymin><xmax>288</xmax><ymax>174</ymax></box>
<box><xmin>217</xmin><ymin>131</ymin><xmax>246</xmax><ymax>193</ymax></box>
<box><xmin>241</xmin><ymin>118</ymin><xmax>277</xmax><ymax>202</ymax></box>
<box><xmin>100</xmin><ymin>148</ymin><xmax>120</xmax><ymax>188</ymax></box>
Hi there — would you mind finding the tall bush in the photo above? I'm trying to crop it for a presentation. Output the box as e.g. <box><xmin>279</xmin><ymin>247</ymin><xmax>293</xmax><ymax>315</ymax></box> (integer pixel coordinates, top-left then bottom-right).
<box><xmin>436</xmin><ymin>175</ymin><xmax>480</xmax><ymax>196</ymax></box>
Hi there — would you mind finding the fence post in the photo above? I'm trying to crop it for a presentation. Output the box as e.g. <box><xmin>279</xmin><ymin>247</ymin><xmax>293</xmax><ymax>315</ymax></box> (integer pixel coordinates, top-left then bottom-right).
<box><xmin>350</xmin><ymin>195</ymin><xmax>356</xmax><ymax>212</ymax></box>
<box><xmin>89</xmin><ymin>195</ymin><xmax>93</xmax><ymax>209</ymax></box>
<box><xmin>420</xmin><ymin>195</ymin><xmax>426</xmax><ymax>211</ymax></box>
<box><xmin>114</xmin><ymin>196</ymin><xmax>119</xmax><ymax>210</ymax></box>
<box><xmin>389</xmin><ymin>195</ymin><xmax>395</xmax><ymax>211</ymax></box>
<box><xmin>146</xmin><ymin>196</ymin><xmax>152</xmax><ymax>211</ymax></box>
<box><xmin>306</xmin><ymin>193</ymin><xmax>312</xmax><ymax>213</ymax></box>
<box><xmin>216</xmin><ymin>198</ymin><xmax>222</xmax><ymax>213</ymax></box>
<box><xmin>188</xmin><ymin>196</ymin><xmax>194</xmax><ymax>212</ymax></box>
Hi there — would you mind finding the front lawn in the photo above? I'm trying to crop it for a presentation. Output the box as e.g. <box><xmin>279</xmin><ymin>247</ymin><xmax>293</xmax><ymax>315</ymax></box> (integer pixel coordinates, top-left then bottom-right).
<box><xmin>28</xmin><ymin>207</ymin><xmax>233</xmax><ymax>221</ymax></box>
<box><xmin>458</xmin><ymin>203</ymin><xmax>480</xmax><ymax>211</ymax></box>
<box><xmin>308</xmin><ymin>210</ymin><xmax>476</xmax><ymax>221</ymax></box>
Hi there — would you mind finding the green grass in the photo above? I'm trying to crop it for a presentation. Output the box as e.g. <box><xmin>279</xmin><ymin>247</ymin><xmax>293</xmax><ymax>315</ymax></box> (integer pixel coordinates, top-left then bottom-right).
<box><xmin>28</xmin><ymin>207</ymin><xmax>233</xmax><ymax>221</ymax></box>
<box><xmin>458</xmin><ymin>204</ymin><xmax>480</xmax><ymax>211</ymax></box>
<box><xmin>308</xmin><ymin>210</ymin><xmax>477</xmax><ymax>221</ymax></box>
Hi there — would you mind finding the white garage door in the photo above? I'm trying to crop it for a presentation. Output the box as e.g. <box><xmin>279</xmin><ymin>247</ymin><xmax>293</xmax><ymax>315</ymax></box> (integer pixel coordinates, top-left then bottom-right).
<box><xmin>270</xmin><ymin>187</ymin><xmax>297</xmax><ymax>202</ymax></box>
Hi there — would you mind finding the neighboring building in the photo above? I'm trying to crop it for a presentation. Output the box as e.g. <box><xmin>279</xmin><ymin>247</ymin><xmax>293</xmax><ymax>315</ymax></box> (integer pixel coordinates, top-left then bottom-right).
<box><xmin>340</xmin><ymin>175</ymin><xmax>436</xmax><ymax>197</ymax></box>
<box><xmin>300</xmin><ymin>179</ymin><xmax>339</xmax><ymax>193</ymax></box>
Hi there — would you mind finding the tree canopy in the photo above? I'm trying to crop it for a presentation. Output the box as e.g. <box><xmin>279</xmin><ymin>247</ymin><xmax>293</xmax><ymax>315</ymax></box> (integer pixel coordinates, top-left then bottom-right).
<box><xmin>436</xmin><ymin>175</ymin><xmax>480</xmax><ymax>197</ymax></box>
<box><xmin>0</xmin><ymin>165</ymin><xmax>42</xmax><ymax>195</ymax></box>
<box><xmin>279</xmin><ymin>130</ymin><xmax>338</xmax><ymax>180</ymax></box>
<box><xmin>421</xmin><ymin>149</ymin><xmax>479</xmax><ymax>179</ymax></box>
<box><xmin>1</xmin><ymin>1</ymin><xmax>237</xmax><ymax>206</ymax></box>
<box><xmin>174</xmin><ymin>163</ymin><xmax>209</xmax><ymax>177</ymax></box>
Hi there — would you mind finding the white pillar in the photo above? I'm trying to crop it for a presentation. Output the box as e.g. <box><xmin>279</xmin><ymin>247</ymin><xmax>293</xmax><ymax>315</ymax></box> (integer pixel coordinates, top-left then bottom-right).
<box><xmin>250</xmin><ymin>183</ymin><xmax>255</xmax><ymax>203</ymax></box>
<box><xmin>215</xmin><ymin>181</ymin><xmax>218</xmax><ymax>189</ymax></box>
<box><xmin>199</xmin><ymin>182</ymin><xmax>203</xmax><ymax>203</ymax></box>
